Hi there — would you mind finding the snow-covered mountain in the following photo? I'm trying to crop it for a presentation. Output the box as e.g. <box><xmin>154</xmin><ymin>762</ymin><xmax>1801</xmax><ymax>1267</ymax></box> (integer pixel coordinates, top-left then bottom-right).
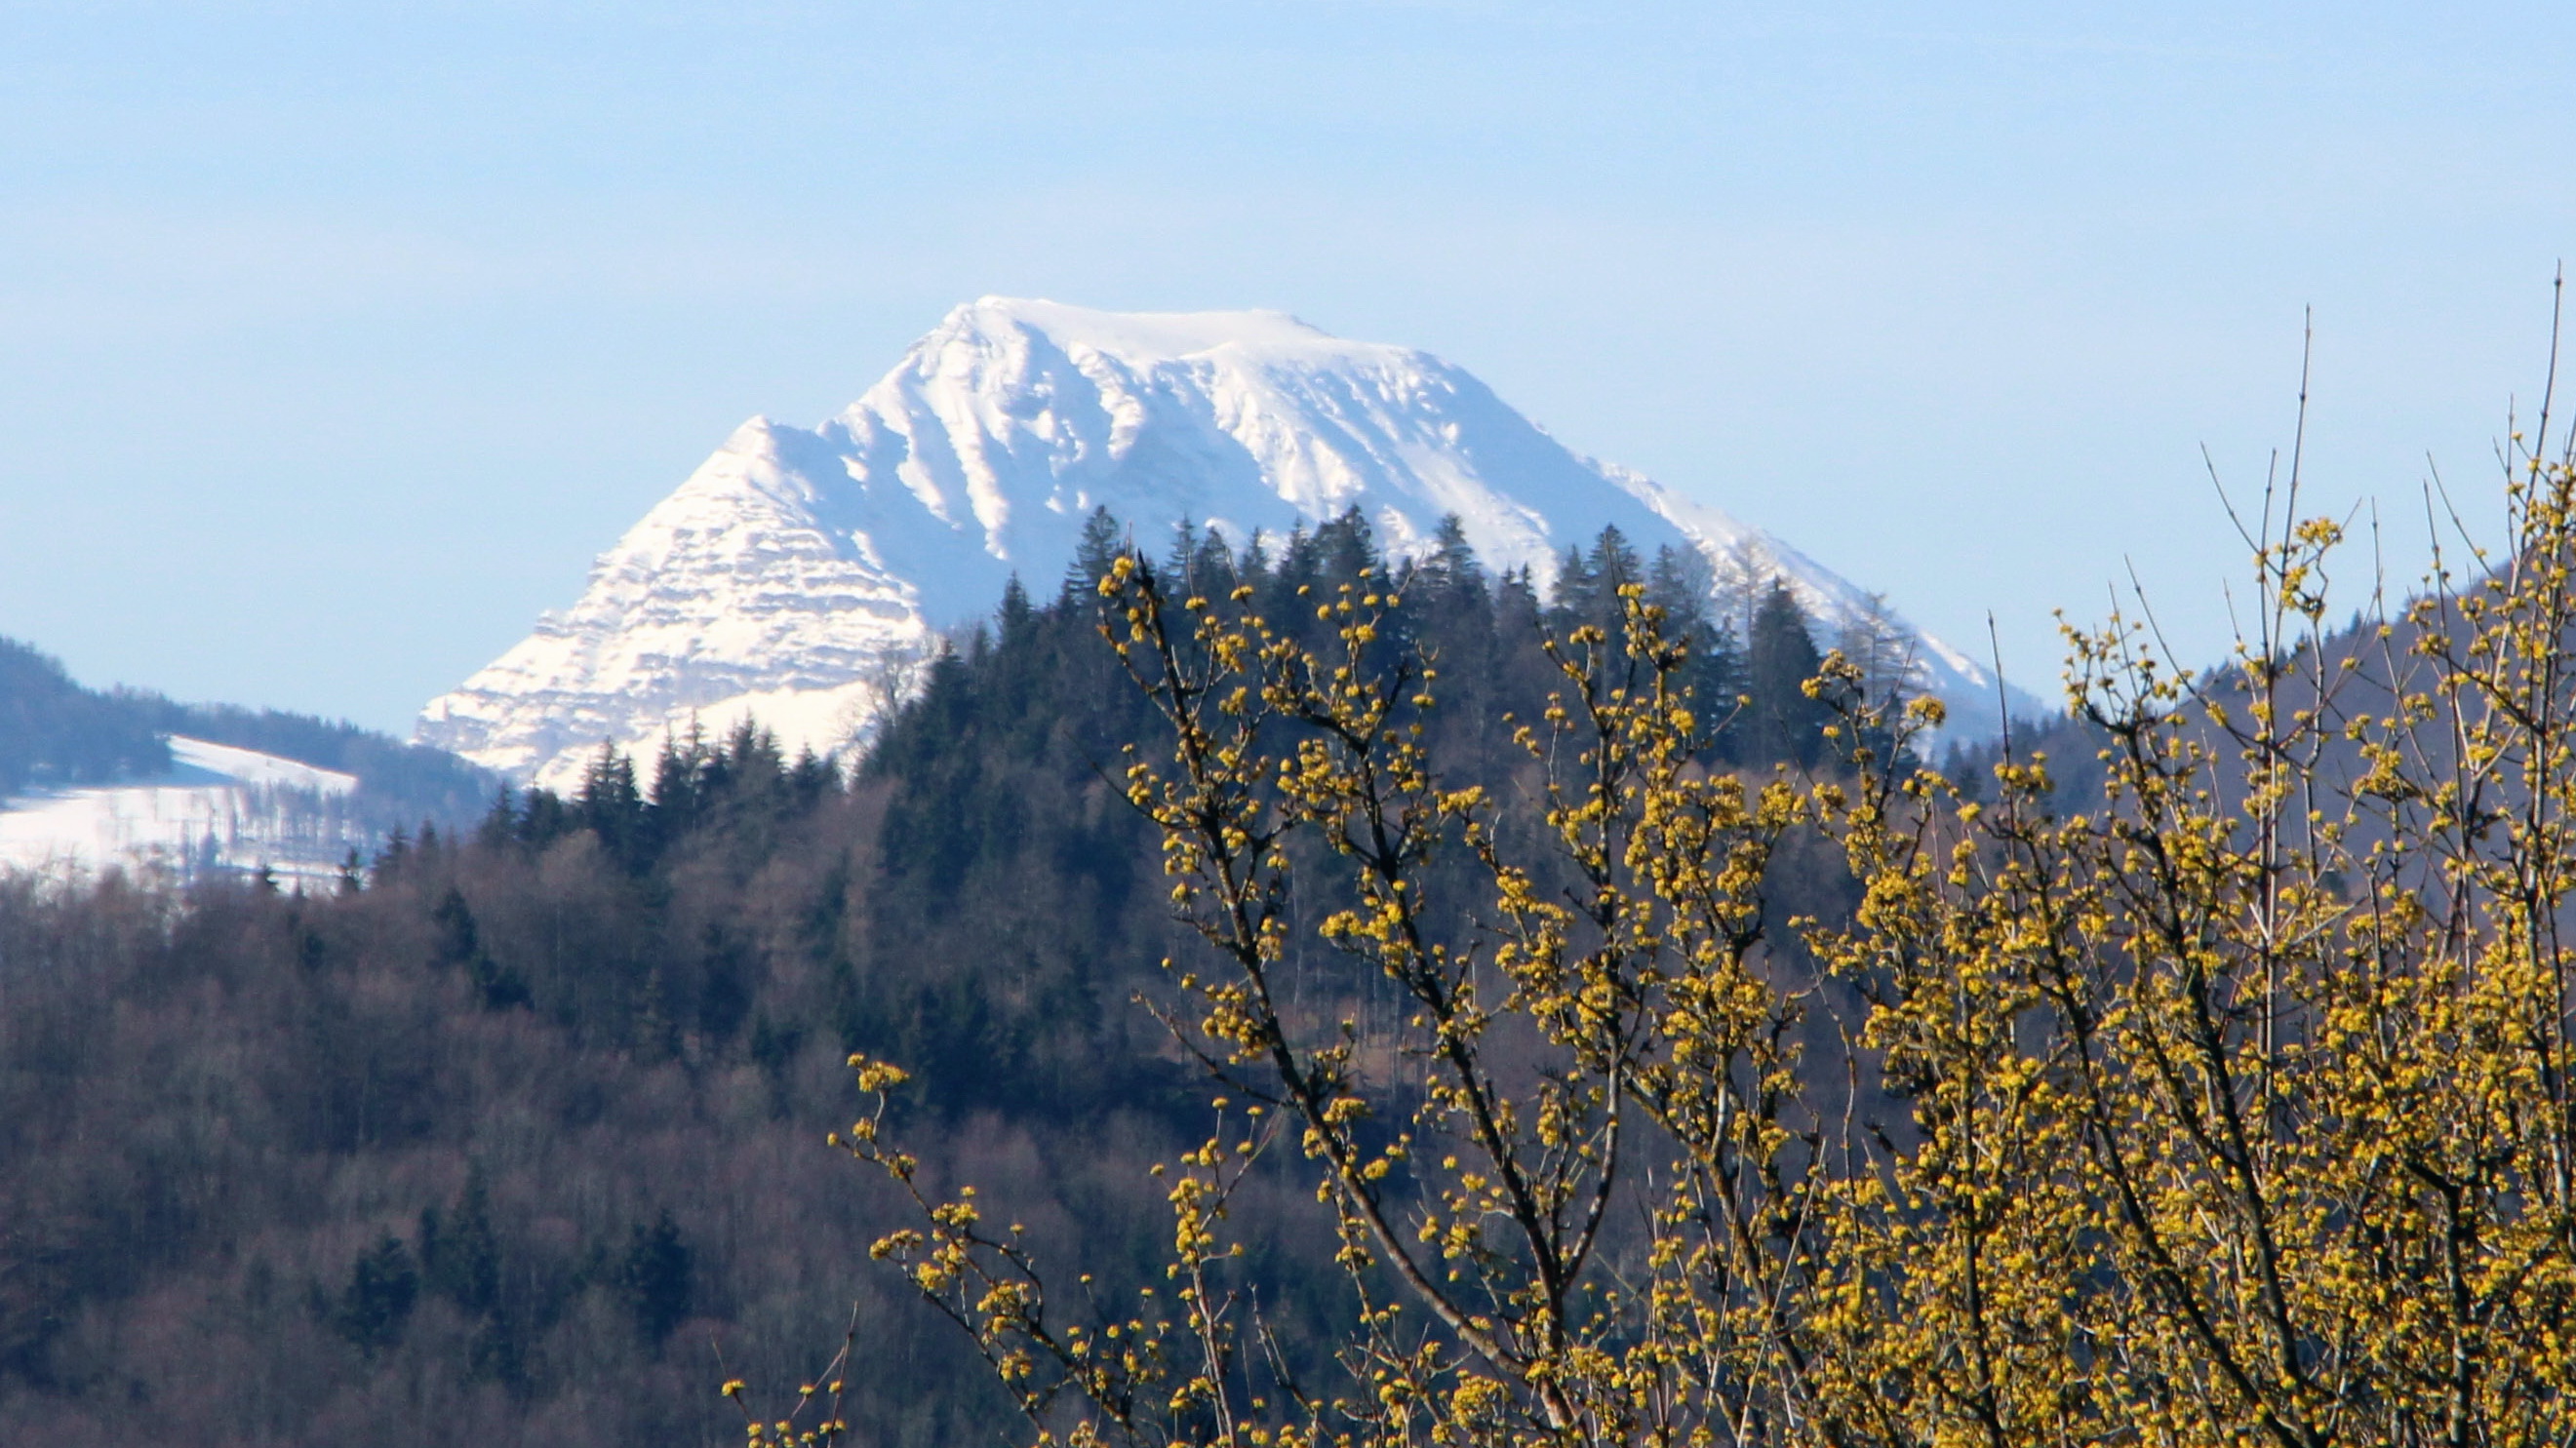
<box><xmin>421</xmin><ymin>298</ymin><xmax>2029</xmax><ymax>789</ymax></box>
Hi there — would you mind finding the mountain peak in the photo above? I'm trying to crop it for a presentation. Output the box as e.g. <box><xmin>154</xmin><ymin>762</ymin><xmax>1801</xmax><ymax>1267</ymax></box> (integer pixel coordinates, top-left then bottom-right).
<box><xmin>421</xmin><ymin>300</ymin><xmax>2028</xmax><ymax>790</ymax></box>
<box><xmin>948</xmin><ymin>296</ymin><xmax>1345</xmax><ymax>362</ymax></box>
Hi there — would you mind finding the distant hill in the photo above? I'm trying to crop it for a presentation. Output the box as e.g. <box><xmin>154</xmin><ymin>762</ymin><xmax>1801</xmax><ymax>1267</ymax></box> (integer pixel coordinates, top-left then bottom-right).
<box><xmin>0</xmin><ymin>638</ymin><xmax>171</xmax><ymax>793</ymax></box>
<box><xmin>0</xmin><ymin>635</ymin><xmax>499</xmax><ymax>878</ymax></box>
<box><xmin>124</xmin><ymin>694</ymin><xmax>498</xmax><ymax>830</ymax></box>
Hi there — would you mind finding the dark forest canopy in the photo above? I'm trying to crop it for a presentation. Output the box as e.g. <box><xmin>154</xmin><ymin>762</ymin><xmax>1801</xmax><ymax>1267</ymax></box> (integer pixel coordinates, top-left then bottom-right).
<box><xmin>0</xmin><ymin>509</ymin><xmax>1869</xmax><ymax>1447</ymax></box>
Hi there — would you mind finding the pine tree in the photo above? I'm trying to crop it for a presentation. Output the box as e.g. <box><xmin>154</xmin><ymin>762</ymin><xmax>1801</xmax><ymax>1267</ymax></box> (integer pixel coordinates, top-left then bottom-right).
<box><xmin>1585</xmin><ymin>525</ymin><xmax>1643</xmax><ymax>603</ymax></box>
<box><xmin>514</xmin><ymin>786</ymin><xmax>575</xmax><ymax>850</ymax></box>
<box><xmin>1316</xmin><ymin>506</ymin><xmax>1380</xmax><ymax>587</ymax></box>
<box><xmin>997</xmin><ymin>574</ymin><xmax>1035</xmax><ymax>644</ymax></box>
<box><xmin>1547</xmin><ymin>544</ymin><xmax>1598</xmax><ymax>630</ymax></box>
<box><xmin>1235</xmin><ymin>529</ymin><xmax>1274</xmax><ymax>598</ymax></box>
<box><xmin>1063</xmin><ymin>506</ymin><xmax>1126</xmax><ymax>604</ymax></box>
<box><xmin>421</xmin><ymin>1177</ymin><xmax>522</xmax><ymax>1385</ymax></box>
<box><xmin>1162</xmin><ymin>518</ymin><xmax>1202</xmax><ymax>586</ymax></box>
<box><xmin>618</xmin><ymin>1212</ymin><xmax>694</xmax><ymax>1349</ymax></box>
<box><xmin>1415</xmin><ymin>514</ymin><xmax>1486</xmax><ymax>603</ymax></box>
<box><xmin>420</xmin><ymin>1178</ymin><xmax>501</xmax><ymax>1316</ymax></box>
<box><xmin>1264</xmin><ymin>526</ymin><xmax>1323</xmax><ymax>639</ymax></box>
<box><xmin>1743</xmin><ymin>578</ymin><xmax>1831</xmax><ymax>767</ymax></box>
<box><xmin>1191</xmin><ymin>525</ymin><xmax>1237</xmax><ymax>596</ymax></box>
<box><xmin>1645</xmin><ymin>543</ymin><xmax>1714</xmax><ymax>630</ymax></box>
<box><xmin>329</xmin><ymin>1236</ymin><xmax>418</xmax><ymax>1360</ymax></box>
<box><xmin>1648</xmin><ymin>543</ymin><xmax>1741</xmax><ymax>751</ymax></box>
<box><xmin>474</xmin><ymin>787</ymin><xmax>518</xmax><ymax>851</ymax></box>
<box><xmin>1581</xmin><ymin>524</ymin><xmax>1645</xmax><ymax>653</ymax></box>
<box><xmin>576</xmin><ymin>744</ymin><xmax>647</xmax><ymax>872</ymax></box>
<box><xmin>431</xmin><ymin>887</ymin><xmax>481</xmax><ymax>969</ymax></box>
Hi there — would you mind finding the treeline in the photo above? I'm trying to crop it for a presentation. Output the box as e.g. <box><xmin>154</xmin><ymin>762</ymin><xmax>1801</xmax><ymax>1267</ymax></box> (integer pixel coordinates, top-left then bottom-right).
<box><xmin>0</xmin><ymin>508</ymin><xmax>1872</xmax><ymax>1447</ymax></box>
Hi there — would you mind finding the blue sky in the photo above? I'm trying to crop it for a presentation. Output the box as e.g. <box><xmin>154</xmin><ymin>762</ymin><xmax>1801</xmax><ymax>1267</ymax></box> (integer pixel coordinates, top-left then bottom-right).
<box><xmin>3</xmin><ymin>1</ymin><xmax>2571</xmax><ymax>732</ymax></box>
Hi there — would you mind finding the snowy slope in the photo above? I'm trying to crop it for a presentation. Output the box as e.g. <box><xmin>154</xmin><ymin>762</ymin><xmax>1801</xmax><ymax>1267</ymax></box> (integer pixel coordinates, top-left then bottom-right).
<box><xmin>422</xmin><ymin>298</ymin><xmax>2033</xmax><ymax>789</ymax></box>
<box><xmin>0</xmin><ymin>737</ymin><xmax>361</xmax><ymax>883</ymax></box>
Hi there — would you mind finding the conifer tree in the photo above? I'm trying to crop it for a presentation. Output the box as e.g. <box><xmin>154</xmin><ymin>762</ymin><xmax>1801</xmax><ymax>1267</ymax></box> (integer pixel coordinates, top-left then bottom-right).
<box><xmin>474</xmin><ymin>786</ymin><xmax>519</xmax><ymax>851</ymax></box>
<box><xmin>420</xmin><ymin>1177</ymin><xmax>501</xmax><ymax>1317</ymax></box>
<box><xmin>1316</xmin><ymin>505</ymin><xmax>1379</xmax><ymax>587</ymax></box>
<box><xmin>1546</xmin><ymin>543</ymin><xmax>1597</xmax><ymax>629</ymax></box>
<box><xmin>1065</xmin><ymin>506</ymin><xmax>1127</xmax><ymax>605</ymax></box>
<box><xmin>1647</xmin><ymin>542</ymin><xmax>1741</xmax><ymax>749</ymax></box>
<box><xmin>1584</xmin><ymin>524</ymin><xmax>1642</xmax><ymax>606</ymax></box>
<box><xmin>576</xmin><ymin>743</ymin><xmax>647</xmax><ymax>870</ymax></box>
<box><xmin>1417</xmin><ymin>514</ymin><xmax>1485</xmax><ymax>601</ymax></box>
<box><xmin>1743</xmin><ymin>575</ymin><xmax>1831</xmax><ymax>765</ymax></box>
<box><xmin>329</xmin><ymin>1237</ymin><xmax>418</xmax><ymax>1361</ymax></box>
<box><xmin>998</xmin><ymin>573</ymin><xmax>1035</xmax><ymax>644</ymax></box>
<box><xmin>618</xmin><ymin>1212</ymin><xmax>694</xmax><ymax>1348</ymax></box>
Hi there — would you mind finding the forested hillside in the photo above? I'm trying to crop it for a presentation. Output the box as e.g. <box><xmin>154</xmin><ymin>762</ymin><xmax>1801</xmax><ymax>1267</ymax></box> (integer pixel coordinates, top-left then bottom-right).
<box><xmin>0</xmin><ymin>509</ymin><xmax>1876</xmax><ymax>1447</ymax></box>
<box><xmin>134</xmin><ymin>696</ymin><xmax>499</xmax><ymax>829</ymax></box>
<box><xmin>0</xmin><ymin>639</ymin><xmax>171</xmax><ymax>794</ymax></box>
<box><xmin>0</xmin><ymin>632</ymin><xmax>497</xmax><ymax>834</ymax></box>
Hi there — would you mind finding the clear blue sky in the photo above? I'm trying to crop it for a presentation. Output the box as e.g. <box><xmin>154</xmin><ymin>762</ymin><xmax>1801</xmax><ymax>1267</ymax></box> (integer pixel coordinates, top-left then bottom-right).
<box><xmin>3</xmin><ymin>1</ymin><xmax>2571</xmax><ymax>733</ymax></box>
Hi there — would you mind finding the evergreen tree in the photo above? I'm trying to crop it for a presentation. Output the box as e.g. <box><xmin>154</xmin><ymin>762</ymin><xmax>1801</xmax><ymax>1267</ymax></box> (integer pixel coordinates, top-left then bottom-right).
<box><xmin>1415</xmin><ymin>514</ymin><xmax>1486</xmax><ymax>603</ymax></box>
<box><xmin>997</xmin><ymin>574</ymin><xmax>1035</xmax><ymax>644</ymax></box>
<box><xmin>1547</xmin><ymin>545</ymin><xmax>1598</xmax><ymax>630</ymax></box>
<box><xmin>422</xmin><ymin>1176</ymin><xmax>523</xmax><ymax>1386</ymax></box>
<box><xmin>1496</xmin><ymin>565</ymin><xmax>1544</xmax><ymax>639</ymax></box>
<box><xmin>1743</xmin><ymin>578</ymin><xmax>1832</xmax><ymax>767</ymax></box>
<box><xmin>430</xmin><ymin>886</ymin><xmax>481</xmax><ymax>969</ymax></box>
<box><xmin>787</xmin><ymin>745</ymin><xmax>838</xmax><ymax>806</ymax></box>
<box><xmin>372</xmin><ymin>825</ymin><xmax>412</xmax><ymax>881</ymax></box>
<box><xmin>1585</xmin><ymin>524</ymin><xmax>1643</xmax><ymax>604</ymax></box>
<box><xmin>1162</xmin><ymin>517</ymin><xmax>1202</xmax><ymax>587</ymax></box>
<box><xmin>617</xmin><ymin>1211</ymin><xmax>694</xmax><ymax>1348</ymax></box>
<box><xmin>1235</xmin><ymin>529</ymin><xmax>1275</xmax><ymax>599</ymax></box>
<box><xmin>474</xmin><ymin>787</ymin><xmax>519</xmax><ymax>851</ymax></box>
<box><xmin>330</xmin><ymin>1236</ymin><xmax>419</xmax><ymax>1360</ymax></box>
<box><xmin>420</xmin><ymin>1178</ymin><xmax>501</xmax><ymax>1317</ymax></box>
<box><xmin>1645</xmin><ymin>542</ymin><xmax>1714</xmax><ymax>630</ymax></box>
<box><xmin>1648</xmin><ymin>543</ymin><xmax>1742</xmax><ymax>751</ymax></box>
<box><xmin>649</xmin><ymin>723</ymin><xmax>711</xmax><ymax>840</ymax></box>
<box><xmin>1582</xmin><ymin>524</ymin><xmax>1646</xmax><ymax>658</ymax></box>
<box><xmin>1063</xmin><ymin>506</ymin><xmax>1126</xmax><ymax>604</ymax></box>
<box><xmin>515</xmin><ymin>786</ymin><xmax>576</xmax><ymax>850</ymax></box>
<box><xmin>1315</xmin><ymin>506</ymin><xmax>1379</xmax><ymax>587</ymax></box>
<box><xmin>1263</xmin><ymin>526</ymin><xmax>1324</xmax><ymax>639</ymax></box>
<box><xmin>576</xmin><ymin>744</ymin><xmax>647</xmax><ymax>872</ymax></box>
<box><xmin>1191</xmin><ymin>525</ymin><xmax>1237</xmax><ymax>597</ymax></box>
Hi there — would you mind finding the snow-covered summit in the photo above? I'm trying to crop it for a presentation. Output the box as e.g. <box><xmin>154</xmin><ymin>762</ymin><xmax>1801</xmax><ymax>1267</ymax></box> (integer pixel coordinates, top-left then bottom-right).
<box><xmin>420</xmin><ymin>298</ymin><xmax>2027</xmax><ymax>789</ymax></box>
<box><xmin>958</xmin><ymin>296</ymin><xmax>1341</xmax><ymax>360</ymax></box>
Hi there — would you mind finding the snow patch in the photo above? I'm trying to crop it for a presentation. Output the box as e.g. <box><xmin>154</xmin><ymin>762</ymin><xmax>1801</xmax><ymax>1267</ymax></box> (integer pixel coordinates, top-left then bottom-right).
<box><xmin>0</xmin><ymin>737</ymin><xmax>363</xmax><ymax>884</ymax></box>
